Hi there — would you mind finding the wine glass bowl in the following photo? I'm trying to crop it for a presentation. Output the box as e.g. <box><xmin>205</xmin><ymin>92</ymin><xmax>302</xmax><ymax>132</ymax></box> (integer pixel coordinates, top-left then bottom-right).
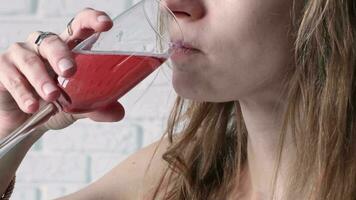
<box><xmin>0</xmin><ymin>0</ymin><xmax>183</xmax><ymax>157</ymax></box>
<box><xmin>55</xmin><ymin>0</ymin><xmax>183</xmax><ymax>113</ymax></box>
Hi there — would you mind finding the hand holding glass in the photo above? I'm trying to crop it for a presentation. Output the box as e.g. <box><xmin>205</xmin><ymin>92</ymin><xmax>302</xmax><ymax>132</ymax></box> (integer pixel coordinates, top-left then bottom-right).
<box><xmin>0</xmin><ymin>0</ymin><xmax>183</xmax><ymax>158</ymax></box>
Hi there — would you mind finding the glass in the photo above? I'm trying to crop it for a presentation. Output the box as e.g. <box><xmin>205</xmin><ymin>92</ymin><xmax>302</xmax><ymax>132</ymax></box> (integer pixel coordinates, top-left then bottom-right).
<box><xmin>0</xmin><ymin>0</ymin><xmax>183</xmax><ymax>158</ymax></box>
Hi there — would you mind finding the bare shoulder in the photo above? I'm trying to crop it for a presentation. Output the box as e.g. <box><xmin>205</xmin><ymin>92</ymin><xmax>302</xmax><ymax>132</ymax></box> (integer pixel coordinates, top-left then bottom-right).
<box><xmin>56</xmin><ymin>136</ymin><xmax>171</xmax><ymax>200</ymax></box>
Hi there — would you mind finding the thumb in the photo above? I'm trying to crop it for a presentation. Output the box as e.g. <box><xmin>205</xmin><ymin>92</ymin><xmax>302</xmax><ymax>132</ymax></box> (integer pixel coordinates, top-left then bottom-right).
<box><xmin>73</xmin><ymin>102</ymin><xmax>125</xmax><ymax>122</ymax></box>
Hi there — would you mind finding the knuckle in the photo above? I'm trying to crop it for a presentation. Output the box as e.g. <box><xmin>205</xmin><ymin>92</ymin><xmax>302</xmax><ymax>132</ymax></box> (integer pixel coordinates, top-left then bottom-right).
<box><xmin>82</xmin><ymin>7</ymin><xmax>94</xmax><ymax>12</ymax></box>
<box><xmin>48</xmin><ymin>48</ymin><xmax>71</xmax><ymax>63</ymax></box>
<box><xmin>32</xmin><ymin>74</ymin><xmax>48</xmax><ymax>86</ymax></box>
<box><xmin>8</xmin><ymin>75</ymin><xmax>26</xmax><ymax>90</ymax></box>
<box><xmin>27</xmin><ymin>32</ymin><xmax>39</xmax><ymax>42</ymax></box>
<box><xmin>18</xmin><ymin>91</ymin><xmax>31</xmax><ymax>101</ymax></box>
<box><xmin>55</xmin><ymin>43</ymin><xmax>70</xmax><ymax>52</ymax></box>
<box><xmin>95</xmin><ymin>10</ymin><xmax>106</xmax><ymax>16</ymax></box>
<box><xmin>22</xmin><ymin>55</ymin><xmax>41</xmax><ymax>66</ymax></box>
<box><xmin>0</xmin><ymin>54</ymin><xmax>7</xmax><ymax>64</ymax></box>
<box><xmin>42</xmin><ymin>35</ymin><xmax>59</xmax><ymax>47</ymax></box>
<box><xmin>80</xmin><ymin>8</ymin><xmax>106</xmax><ymax>18</ymax></box>
<box><xmin>0</xmin><ymin>54</ymin><xmax>11</xmax><ymax>74</ymax></box>
<box><xmin>78</xmin><ymin>7</ymin><xmax>95</xmax><ymax>17</ymax></box>
<box><xmin>8</xmin><ymin>42</ymin><xmax>22</xmax><ymax>52</ymax></box>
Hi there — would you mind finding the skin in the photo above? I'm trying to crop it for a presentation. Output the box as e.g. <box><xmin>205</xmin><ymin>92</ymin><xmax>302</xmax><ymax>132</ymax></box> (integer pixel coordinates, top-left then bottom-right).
<box><xmin>0</xmin><ymin>0</ymin><xmax>302</xmax><ymax>199</ymax></box>
<box><xmin>168</xmin><ymin>0</ymin><xmax>301</xmax><ymax>198</ymax></box>
<box><xmin>0</xmin><ymin>8</ymin><xmax>125</xmax><ymax>196</ymax></box>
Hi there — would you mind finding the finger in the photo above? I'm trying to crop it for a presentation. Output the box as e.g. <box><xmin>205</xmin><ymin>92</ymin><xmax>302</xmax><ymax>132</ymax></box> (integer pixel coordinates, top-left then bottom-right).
<box><xmin>0</xmin><ymin>55</ymin><xmax>39</xmax><ymax>113</ymax></box>
<box><xmin>59</xmin><ymin>8</ymin><xmax>113</xmax><ymax>47</ymax></box>
<box><xmin>73</xmin><ymin>101</ymin><xmax>125</xmax><ymax>122</ymax></box>
<box><xmin>27</xmin><ymin>32</ymin><xmax>76</xmax><ymax>77</ymax></box>
<box><xmin>8</xmin><ymin>43</ymin><xmax>61</xmax><ymax>102</ymax></box>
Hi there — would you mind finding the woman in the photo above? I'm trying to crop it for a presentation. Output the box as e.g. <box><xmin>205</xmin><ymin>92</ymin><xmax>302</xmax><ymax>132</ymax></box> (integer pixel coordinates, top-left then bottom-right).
<box><xmin>1</xmin><ymin>0</ymin><xmax>355</xmax><ymax>199</ymax></box>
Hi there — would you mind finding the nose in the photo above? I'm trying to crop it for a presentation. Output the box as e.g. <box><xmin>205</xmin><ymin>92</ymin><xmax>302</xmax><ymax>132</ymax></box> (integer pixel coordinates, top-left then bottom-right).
<box><xmin>162</xmin><ymin>0</ymin><xmax>206</xmax><ymax>21</ymax></box>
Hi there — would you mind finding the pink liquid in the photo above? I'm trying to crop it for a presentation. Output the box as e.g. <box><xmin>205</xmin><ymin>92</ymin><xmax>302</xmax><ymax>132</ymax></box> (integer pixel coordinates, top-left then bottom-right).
<box><xmin>56</xmin><ymin>51</ymin><xmax>166</xmax><ymax>113</ymax></box>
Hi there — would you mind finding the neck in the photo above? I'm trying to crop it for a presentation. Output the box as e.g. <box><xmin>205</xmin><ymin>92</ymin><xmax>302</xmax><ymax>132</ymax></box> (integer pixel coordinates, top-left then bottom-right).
<box><xmin>238</xmin><ymin>93</ymin><xmax>295</xmax><ymax>199</ymax></box>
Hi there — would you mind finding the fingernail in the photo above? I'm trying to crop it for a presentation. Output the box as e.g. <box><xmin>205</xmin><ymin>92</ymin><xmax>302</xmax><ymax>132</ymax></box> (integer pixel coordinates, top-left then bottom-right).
<box><xmin>58</xmin><ymin>58</ymin><xmax>74</xmax><ymax>73</ymax></box>
<box><xmin>97</xmin><ymin>15</ymin><xmax>111</xmax><ymax>22</ymax></box>
<box><xmin>42</xmin><ymin>83</ymin><xmax>58</xmax><ymax>96</ymax></box>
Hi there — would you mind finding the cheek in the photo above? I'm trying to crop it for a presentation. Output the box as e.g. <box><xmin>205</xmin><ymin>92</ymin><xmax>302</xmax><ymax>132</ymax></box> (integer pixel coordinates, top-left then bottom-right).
<box><xmin>205</xmin><ymin>2</ymin><xmax>294</xmax><ymax>96</ymax></box>
<box><xmin>171</xmin><ymin>44</ymin><xmax>290</xmax><ymax>102</ymax></box>
<box><xmin>207</xmin><ymin>40</ymin><xmax>292</xmax><ymax>101</ymax></box>
<box><xmin>172</xmin><ymin>0</ymin><xmax>295</xmax><ymax>102</ymax></box>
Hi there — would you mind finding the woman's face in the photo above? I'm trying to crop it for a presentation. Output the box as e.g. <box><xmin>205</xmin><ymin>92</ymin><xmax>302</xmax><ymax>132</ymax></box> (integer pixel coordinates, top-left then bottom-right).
<box><xmin>166</xmin><ymin>0</ymin><xmax>298</xmax><ymax>102</ymax></box>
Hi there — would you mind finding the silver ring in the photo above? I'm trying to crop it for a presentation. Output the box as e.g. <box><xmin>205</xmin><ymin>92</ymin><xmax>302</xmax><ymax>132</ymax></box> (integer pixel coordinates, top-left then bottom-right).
<box><xmin>34</xmin><ymin>31</ymin><xmax>57</xmax><ymax>54</ymax></box>
<box><xmin>67</xmin><ymin>17</ymin><xmax>75</xmax><ymax>36</ymax></box>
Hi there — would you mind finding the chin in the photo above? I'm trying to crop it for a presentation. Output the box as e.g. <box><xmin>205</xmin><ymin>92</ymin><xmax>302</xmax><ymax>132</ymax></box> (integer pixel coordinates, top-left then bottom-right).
<box><xmin>172</xmin><ymin>78</ymin><xmax>203</xmax><ymax>101</ymax></box>
<box><xmin>172</xmin><ymin>67</ymin><xmax>241</xmax><ymax>102</ymax></box>
<box><xmin>172</xmin><ymin>80</ymin><xmax>232</xmax><ymax>103</ymax></box>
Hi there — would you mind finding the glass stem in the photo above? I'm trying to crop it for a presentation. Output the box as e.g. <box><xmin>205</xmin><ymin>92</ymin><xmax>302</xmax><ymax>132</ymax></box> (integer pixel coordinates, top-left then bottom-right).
<box><xmin>0</xmin><ymin>101</ymin><xmax>61</xmax><ymax>159</ymax></box>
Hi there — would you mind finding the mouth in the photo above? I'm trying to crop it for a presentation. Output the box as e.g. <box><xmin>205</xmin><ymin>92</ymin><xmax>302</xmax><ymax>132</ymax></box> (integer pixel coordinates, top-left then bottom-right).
<box><xmin>169</xmin><ymin>40</ymin><xmax>201</xmax><ymax>61</ymax></box>
<box><xmin>170</xmin><ymin>40</ymin><xmax>198</xmax><ymax>50</ymax></box>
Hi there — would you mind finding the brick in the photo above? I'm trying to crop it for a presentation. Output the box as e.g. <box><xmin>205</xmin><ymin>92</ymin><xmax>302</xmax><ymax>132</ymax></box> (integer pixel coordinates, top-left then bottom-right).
<box><xmin>37</xmin><ymin>0</ymin><xmax>128</xmax><ymax>18</ymax></box>
<box><xmin>16</xmin><ymin>152</ymin><xmax>88</xmax><ymax>183</ymax></box>
<box><xmin>37</xmin><ymin>0</ymin><xmax>65</xmax><ymax>17</ymax></box>
<box><xmin>41</xmin><ymin>121</ymin><xmax>143</xmax><ymax>153</ymax></box>
<box><xmin>139</xmin><ymin>119</ymin><xmax>167</xmax><ymax>147</ymax></box>
<box><xmin>0</xmin><ymin>19</ymin><xmax>66</xmax><ymax>50</ymax></box>
<box><xmin>39</xmin><ymin>183</ymin><xmax>86</xmax><ymax>200</ymax></box>
<box><xmin>61</xmin><ymin>0</ymin><xmax>129</xmax><ymax>18</ymax></box>
<box><xmin>0</xmin><ymin>0</ymin><xmax>34</xmax><ymax>15</ymax></box>
<box><xmin>11</xmin><ymin>183</ymin><xmax>40</xmax><ymax>200</ymax></box>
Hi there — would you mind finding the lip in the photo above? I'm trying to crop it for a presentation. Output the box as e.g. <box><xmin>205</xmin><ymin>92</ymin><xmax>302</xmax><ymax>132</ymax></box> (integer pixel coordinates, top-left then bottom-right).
<box><xmin>169</xmin><ymin>40</ymin><xmax>201</xmax><ymax>62</ymax></box>
<box><xmin>170</xmin><ymin>40</ymin><xmax>198</xmax><ymax>50</ymax></box>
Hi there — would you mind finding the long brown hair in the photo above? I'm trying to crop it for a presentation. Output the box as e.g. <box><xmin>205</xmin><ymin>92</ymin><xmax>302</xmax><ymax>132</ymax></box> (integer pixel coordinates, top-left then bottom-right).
<box><xmin>151</xmin><ymin>0</ymin><xmax>356</xmax><ymax>199</ymax></box>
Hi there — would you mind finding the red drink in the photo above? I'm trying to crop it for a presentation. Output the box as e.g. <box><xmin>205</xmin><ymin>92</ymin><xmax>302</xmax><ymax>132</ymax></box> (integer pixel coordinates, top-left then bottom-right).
<box><xmin>57</xmin><ymin>51</ymin><xmax>167</xmax><ymax>113</ymax></box>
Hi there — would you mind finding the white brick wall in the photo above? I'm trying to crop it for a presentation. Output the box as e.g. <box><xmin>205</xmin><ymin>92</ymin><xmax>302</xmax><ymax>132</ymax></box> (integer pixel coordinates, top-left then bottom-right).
<box><xmin>0</xmin><ymin>1</ymin><xmax>176</xmax><ymax>199</ymax></box>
